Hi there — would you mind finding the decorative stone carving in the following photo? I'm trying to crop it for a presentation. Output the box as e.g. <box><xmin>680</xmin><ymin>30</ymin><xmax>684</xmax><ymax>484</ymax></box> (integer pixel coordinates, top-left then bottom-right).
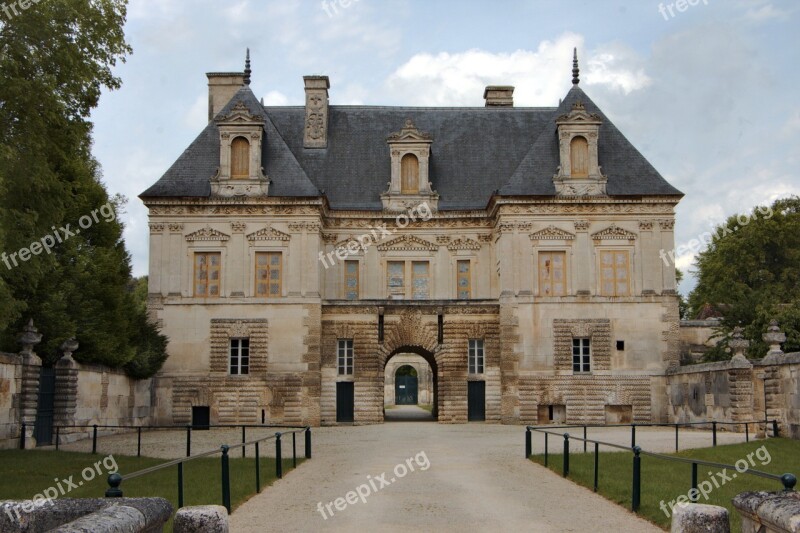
<box><xmin>149</xmin><ymin>223</ymin><xmax>165</xmax><ymax>234</ymax></box>
<box><xmin>212</xmin><ymin>101</ymin><xmax>268</xmax><ymax>197</ymax></box>
<box><xmin>529</xmin><ymin>225</ymin><xmax>576</xmax><ymax>242</ymax></box>
<box><xmin>658</xmin><ymin>219</ymin><xmax>675</xmax><ymax>230</ymax></box>
<box><xmin>321</xmin><ymin>233</ymin><xmax>338</xmax><ymax>244</ymax></box>
<box><xmin>376</xmin><ymin>234</ymin><xmax>438</xmax><ymax>252</ymax></box>
<box><xmin>728</xmin><ymin>327</ymin><xmax>751</xmax><ymax>365</ymax></box>
<box><xmin>574</xmin><ymin>220</ymin><xmax>590</xmax><ymax>231</ymax></box>
<box><xmin>591</xmin><ymin>224</ymin><xmax>637</xmax><ymax>242</ymax></box>
<box><xmin>304</xmin><ymin>76</ymin><xmax>330</xmax><ymax>148</ymax></box>
<box><xmin>246</xmin><ymin>227</ymin><xmax>291</xmax><ymax>242</ymax></box>
<box><xmin>168</xmin><ymin>223</ymin><xmax>184</xmax><ymax>233</ymax></box>
<box><xmin>763</xmin><ymin>320</ymin><xmax>786</xmax><ymax>359</ymax></box>
<box><xmin>18</xmin><ymin>319</ymin><xmax>42</xmax><ymax>357</ymax></box>
<box><xmin>436</xmin><ymin>236</ymin><xmax>451</xmax><ymax>245</ymax></box>
<box><xmin>638</xmin><ymin>220</ymin><xmax>654</xmax><ymax>231</ymax></box>
<box><xmin>185</xmin><ymin>226</ymin><xmax>231</xmax><ymax>242</ymax></box>
<box><xmin>59</xmin><ymin>338</ymin><xmax>79</xmax><ymax>365</ymax></box>
<box><xmin>553</xmin><ymin>101</ymin><xmax>607</xmax><ymax>196</ymax></box>
<box><xmin>230</xmin><ymin>221</ymin><xmax>246</xmax><ymax>233</ymax></box>
<box><xmin>446</xmin><ymin>237</ymin><xmax>482</xmax><ymax>251</ymax></box>
<box><xmin>478</xmin><ymin>234</ymin><xmax>493</xmax><ymax>243</ymax></box>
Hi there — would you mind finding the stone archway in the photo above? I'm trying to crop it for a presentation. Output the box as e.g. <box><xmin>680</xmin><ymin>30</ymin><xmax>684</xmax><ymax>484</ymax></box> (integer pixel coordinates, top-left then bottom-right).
<box><xmin>383</xmin><ymin>347</ymin><xmax>438</xmax><ymax>421</ymax></box>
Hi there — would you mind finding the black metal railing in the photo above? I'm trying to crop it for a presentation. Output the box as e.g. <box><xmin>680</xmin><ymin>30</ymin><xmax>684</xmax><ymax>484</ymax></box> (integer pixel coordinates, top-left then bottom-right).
<box><xmin>104</xmin><ymin>427</ymin><xmax>311</xmax><ymax>513</ymax></box>
<box><xmin>19</xmin><ymin>422</ymin><xmax>309</xmax><ymax>456</ymax></box>
<box><xmin>524</xmin><ymin>422</ymin><xmax>795</xmax><ymax>513</ymax></box>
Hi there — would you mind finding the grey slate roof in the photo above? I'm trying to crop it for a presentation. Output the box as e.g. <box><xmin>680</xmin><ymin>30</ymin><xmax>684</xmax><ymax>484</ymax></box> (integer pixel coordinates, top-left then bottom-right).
<box><xmin>140</xmin><ymin>85</ymin><xmax>682</xmax><ymax>208</ymax></box>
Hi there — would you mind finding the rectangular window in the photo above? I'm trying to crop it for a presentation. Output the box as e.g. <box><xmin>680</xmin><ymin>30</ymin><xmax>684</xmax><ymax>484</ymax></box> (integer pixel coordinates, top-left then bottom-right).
<box><xmin>337</xmin><ymin>339</ymin><xmax>353</xmax><ymax>375</ymax></box>
<box><xmin>344</xmin><ymin>260</ymin><xmax>359</xmax><ymax>300</ymax></box>
<box><xmin>457</xmin><ymin>260</ymin><xmax>471</xmax><ymax>299</ymax></box>
<box><xmin>538</xmin><ymin>251</ymin><xmax>566</xmax><ymax>296</ymax></box>
<box><xmin>387</xmin><ymin>261</ymin><xmax>405</xmax><ymax>297</ymax></box>
<box><xmin>194</xmin><ymin>252</ymin><xmax>221</xmax><ymax>297</ymax></box>
<box><xmin>229</xmin><ymin>338</ymin><xmax>250</xmax><ymax>375</ymax></box>
<box><xmin>572</xmin><ymin>338</ymin><xmax>591</xmax><ymax>373</ymax></box>
<box><xmin>468</xmin><ymin>339</ymin><xmax>484</xmax><ymax>374</ymax></box>
<box><xmin>600</xmin><ymin>250</ymin><xmax>630</xmax><ymax>296</ymax></box>
<box><xmin>255</xmin><ymin>252</ymin><xmax>282</xmax><ymax>297</ymax></box>
<box><xmin>412</xmin><ymin>261</ymin><xmax>430</xmax><ymax>299</ymax></box>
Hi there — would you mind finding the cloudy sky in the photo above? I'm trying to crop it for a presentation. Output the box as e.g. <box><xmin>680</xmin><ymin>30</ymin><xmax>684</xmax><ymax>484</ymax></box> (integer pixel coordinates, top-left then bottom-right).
<box><xmin>90</xmin><ymin>0</ymin><xmax>800</xmax><ymax>296</ymax></box>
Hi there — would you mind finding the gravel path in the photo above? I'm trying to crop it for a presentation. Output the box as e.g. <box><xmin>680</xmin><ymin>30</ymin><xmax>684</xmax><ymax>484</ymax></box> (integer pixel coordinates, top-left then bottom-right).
<box><xmin>229</xmin><ymin>423</ymin><xmax>750</xmax><ymax>532</ymax></box>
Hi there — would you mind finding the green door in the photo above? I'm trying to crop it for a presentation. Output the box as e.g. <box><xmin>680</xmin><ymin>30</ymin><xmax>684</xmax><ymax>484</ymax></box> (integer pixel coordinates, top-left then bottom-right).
<box><xmin>395</xmin><ymin>375</ymin><xmax>418</xmax><ymax>405</ymax></box>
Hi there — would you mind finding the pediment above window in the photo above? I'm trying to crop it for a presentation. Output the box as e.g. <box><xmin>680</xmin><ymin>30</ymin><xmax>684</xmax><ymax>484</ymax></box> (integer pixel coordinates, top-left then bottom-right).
<box><xmin>246</xmin><ymin>227</ymin><xmax>291</xmax><ymax>242</ymax></box>
<box><xmin>529</xmin><ymin>225</ymin><xmax>576</xmax><ymax>242</ymax></box>
<box><xmin>376</xmin><ymin>234</ymin><xmax>438</xmax><ymax>252</ymax></box>
<box><xmin>591</xmin><ymin>224</ymin><xmax>637</xmax><ymax>242</ymax></box>
<box><xmin>185</xmin><ymin>226</ymin><xmax>231</xmax><ymax>242</ymax></box>
<box><xmin>446</xmin><ymin>237</ymin><xmax>482</xmax><ymax>252</ymax></box>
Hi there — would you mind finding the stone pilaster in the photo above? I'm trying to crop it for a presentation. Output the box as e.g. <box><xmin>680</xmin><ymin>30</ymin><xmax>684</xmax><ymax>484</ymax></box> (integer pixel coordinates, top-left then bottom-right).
<box><xmin>18</xmin><ymin>320</ymin><xmax>42</xmax><ymax>448</ymax></box>
<box><xmin>54</xmin><ymin>352</ymin><xmax>79</xmax><ymax>439</ymax></box>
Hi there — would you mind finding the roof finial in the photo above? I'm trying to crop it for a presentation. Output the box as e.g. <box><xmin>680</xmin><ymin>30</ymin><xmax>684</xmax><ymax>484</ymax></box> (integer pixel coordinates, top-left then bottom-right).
<box><xmin>572</xmin><ymin>47</ymin><xmax>579</xmax><ymax>85</ymax></box>
<box><xmin>243</xmin><ymin>48</ymin><xmax>252</xmax><ymax>86</ymax></box>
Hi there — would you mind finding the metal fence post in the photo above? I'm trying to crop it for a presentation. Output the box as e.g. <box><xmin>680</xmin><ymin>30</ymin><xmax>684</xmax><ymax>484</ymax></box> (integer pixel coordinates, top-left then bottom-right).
<box><xmin>583</xmin><ymin>426</ymin><xmax>587</xmax><ymax>453</ymax></box>
<box><xmin>255</xmin><ymin>441</ymin><xmax>261</xmax><ymax>493</ymax></box>
<box><xmin>691</xmin><ymin>462</ymin><xmax>698</xmax><ymax>502</ymax></box>
<box><xmin>773</xmin><ymin>419</ymin><xmax>779</xmax><ymax>438</ymax></box>
<box><xmin>19</xmin><ymin>423</ymin><xmax>25</xmax><ymax>449</ymax></box>
<box><xmin>632</xmin><ymin>446</ymin><xmax>641</xmax><ymax>512</ymax></box>
<box><xmin>305</xmin><ymin>427</ymin><xmax>311</xmax><ymax>459</ymax></box>
<box><xmin>525</xmin><ymin>428</ymin><xmax>531</xmax><ymax>459</ymax></box>
<box><xmin>275</xmin><ymin>433</ymin><xmax>283</xmax><ymax>479</ymax></box>
<box><xmin>221</xmin><ymin>445</ymin><xmax>231</xmax><ymax>513</ymax></box>
<box><xmin>186</xmin><ymin>425</ymin><xmax>192</xmax><ymax>457</ymax></box>
<box><xmin>242</xmin><ymin>426</ymin><xmax>246</xmax><ymax>458</ymax></box>
<box><xmin>593</xmin><ymin>442</ymin><xmax>599</xmax><ymax>492</ymax></box>
<box><xmin>177</xmin><ymin>462</ymin><xmax>184</xmax><ymax>508</ymax></box>
<box><xmin>137</xmin><ymin>427</ymin><xmax>142</xmax><ymax>457</ymax></box>
<box><xmin>781</xmin><ymin>473</ymin><xmax>797</xmax><ymax>491</ymax></box>
<box><xmin>675</xmin><ymin>423</ymin><xmax>679</xmax><ymax>452</ymax></box>
<box><xmin>712</xmin><ymin>421</ymin><xmax>717</xmax><ymax>447</ymax></box>
<box><xmin>55</xmin><ymin>426</ymin><xmax>60</xmax><ymax>451</ymax></box>
<box><xmin>292</xmin><ymin>431</ymin><xmax>297</xmax><ymax>468</ymax></box>
<box><xmin>92</xmin><ymin>425</ymin><xmax>98</xmax><ymax>454</ymax></box>
<box><xmin>745</xmin><ymin>422</ymin><xmax>749</xmax><ymax>443</ymax></box>
<box><xmin>563</xmin><ymin>433</ymin><xmax>570</xmax><ymax>477</ymax></box>
<box><xmin>105</xmin><ymin>473</ymin><xmax>123</xmax><ymax>498</ymax></box>
<box><xmin>631</xmin><ymin>424</ymin><xmax>636</xmax><ymax>448</ymax></box>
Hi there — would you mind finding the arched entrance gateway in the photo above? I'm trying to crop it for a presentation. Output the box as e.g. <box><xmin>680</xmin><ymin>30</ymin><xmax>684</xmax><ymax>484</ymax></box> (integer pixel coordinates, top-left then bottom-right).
<box><xmin>320</xmin><ymin>305</ymin><xmax>503</xmax><ymax>425</ymax></box>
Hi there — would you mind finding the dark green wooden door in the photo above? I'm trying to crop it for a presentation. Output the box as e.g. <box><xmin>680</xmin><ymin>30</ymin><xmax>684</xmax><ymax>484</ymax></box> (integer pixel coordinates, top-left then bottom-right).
<box><xmin>395</xmin><ymin>375</ymin><xmax>418</xmax><ymax>405</ymax></box>
<box><xmin>467</xmin><ymin>381</ymin><xmax>485</xmax><ymax>421</ymax></box>
<box><xmin>336</xmin><ymin>382</ymin><xmax>354</xmax><ymax>423</ymax></box>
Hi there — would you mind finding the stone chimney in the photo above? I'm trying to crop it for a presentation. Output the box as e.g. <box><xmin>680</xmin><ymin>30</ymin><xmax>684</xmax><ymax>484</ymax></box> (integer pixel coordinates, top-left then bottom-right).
<box><xmin>303</xmin><ymin>75</ymin><xmax>330</xmax><ymax>148</ymax></box>
<box><xmin>483</xmin><ymin>86</ymin><xmax>514</xmax><ymax>107</ymax></box>
<box><xmin>206</xmin><ymin>72</ymin><xmax>245</xmax><ymax>121</ymax></box>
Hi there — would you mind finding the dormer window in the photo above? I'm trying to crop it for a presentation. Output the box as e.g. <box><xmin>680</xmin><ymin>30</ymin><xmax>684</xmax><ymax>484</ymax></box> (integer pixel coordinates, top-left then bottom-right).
<box><xmin>401</xmin><ymin>153</ymin><xmax>419</xmax><ymax>193</ymax></box>
<box><xmin>381</xmin><ymin>118</ymin><xmax>439</xmax><ymax>211</ymax></box>
<box><xmin>231</xmin><ymin>136</ymin><xmax>250</xmax><ymax>178</ymax></box>
<box><xmin>570</xmin><ymin>136</ymin><xmax>589</xmax><ymax>178</ymax></box>
<box><xmin>211</xmin><ymin>101</ymin><xmax>269</xmax><ymax>197</ymax></box>
<box><xmin>553</xmin><ymin>101</ymin><xmax>607</xmax><ymax>196</ymax></box>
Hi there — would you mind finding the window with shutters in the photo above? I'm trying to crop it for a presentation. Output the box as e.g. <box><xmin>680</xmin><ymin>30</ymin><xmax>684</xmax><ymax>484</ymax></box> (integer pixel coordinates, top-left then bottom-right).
<box><xmin>457</xmin><ymin>260</ymin><xmax>471</xmax><ymax>299</ymax></box>
<box><xmin>599</xmin><ymin>250</ymin><xmax>630</xmax><ymax>296</ymax></box>
<box><xmin>194</xmin><ymin>252</ymin><xmax>221</xmax><ymax>297</ymax></box>
<box><xmin>570</xmin><ymin>136</ymin><xmax>589</xmax><ymax>178</ymax></box>
<box><xmin>255</xmin><ymin>252</ymin><xmax>282</xmax><ymax>298</ymax></box>
<box><xmin>230</xmin><ymin>136</ymin><xmax>250</xmax><ymax>178</ymax></box>
<box><xmin>538</xmin><ymin>251</ymin><xmax>566</xmax><ymax>296</ymax></box>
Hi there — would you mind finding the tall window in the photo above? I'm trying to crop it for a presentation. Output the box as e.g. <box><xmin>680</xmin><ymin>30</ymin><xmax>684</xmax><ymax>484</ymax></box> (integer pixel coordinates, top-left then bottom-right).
<box><xmin>194</xmin><ymin>252</ymin><xmax>221</xmax><ymax>297</ymax></box>
<box><xmin>255</xmin><ymin>252</ymin><xmax>282</xmax><ymax>297</ymax></box>
<box><xmin>599</xmin><ymin>250</ymin><xmax>630</xmax><ymax>296</ymax></box>
<box><xmin>572</xmin><ymin>338</ymin><xmax>591</xmax><ymax>373</ymax></box>
<box><xmin>230</xmin><ymin>338</ymin><xmax>250</xmax><ymax>375</ymax></box>
<box><xmin>231</xmin><ymin>137</ymin><xmax>250</xmax><ymax>178</ymax></box>
<box><xmin>345</xmin><ymin>260</ymin><xmax>359</xmax><ymax>300</ymax></box>
<box><xmin>412</xmin><ymin>261</ymin><xmax>429</xmax><ymax>299</ymax></box>
<box><xmin>387</xmin><ymin>261</ymin><xmax>405</xmax><ymax>297</ymax></box>
<box><xmin>400</xmin><ymin>153</ymin><xmax>419</xmax><ymax>193</ymax></box>
<box><xmin>457</xmin><ymin>260</ymin><xmax>471</xmax><ymax>299</ymax></box>
<box><xmin>337</xmin><ymin>339</ymin><xmax>353</xmax><ymax>375</ymax></box>
<box><xmin>468</xmin><ymin>339</ymin><xmax>484</xmax><ymax>374</ymax></box>
<box><xmin>570</xmin><ymin>136</ymin><xmax>589</xmax><ymax>178</ymax></box>
<box><xmin>538</xmin><ymin>251</ymin><xmax>566</xmax><ymax>296</ymax></box>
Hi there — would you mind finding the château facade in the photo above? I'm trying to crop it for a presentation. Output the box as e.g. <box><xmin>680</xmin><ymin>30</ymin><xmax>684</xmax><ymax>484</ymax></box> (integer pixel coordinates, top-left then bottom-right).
<box><xmin>141</xmin><ymin>52</ymin><xmax>683</xmax><ymax>427</ymax></box>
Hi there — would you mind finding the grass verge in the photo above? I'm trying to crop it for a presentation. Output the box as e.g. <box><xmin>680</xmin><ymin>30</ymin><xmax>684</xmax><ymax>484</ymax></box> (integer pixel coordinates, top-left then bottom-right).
<box><xmin>0</xmin><ymin>449</ymin><xmax>304</xmax><ymax>530</ymax></box>
<box><xmin>530</xmin><ymin>438</ymin><xmax>798</xmax><ymax>531</ymax></box>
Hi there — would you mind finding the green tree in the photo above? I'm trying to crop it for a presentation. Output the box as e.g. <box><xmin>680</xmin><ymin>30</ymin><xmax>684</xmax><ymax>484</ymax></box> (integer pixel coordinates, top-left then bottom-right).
<box><xmin>688</xmin><ymin>196</ymin><xmax>800</xmax><ymax>360</ymax></box>
<box><xmin>0</xmin><ymin>1</ymin><xmax>167</xmax><ymax>377</ymax></box>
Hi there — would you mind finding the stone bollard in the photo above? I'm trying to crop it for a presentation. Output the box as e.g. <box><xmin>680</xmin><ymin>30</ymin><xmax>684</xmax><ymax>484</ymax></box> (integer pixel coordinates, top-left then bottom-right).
<box><xmin>174</xmin><ymin>505</ymin><xmax>229</xmax><ymax>533</ymax></box>
<box><xmin>670</xmin><ymin>503</ymin><xmax>730</xmax><ymax>533</ymax></box>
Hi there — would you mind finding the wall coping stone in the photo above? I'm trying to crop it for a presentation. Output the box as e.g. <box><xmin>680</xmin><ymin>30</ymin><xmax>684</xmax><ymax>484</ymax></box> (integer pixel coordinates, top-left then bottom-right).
<box><xmin>732</xmin><ymin>491</ymin><xmax>800</xmax><ymax>533</ymax></box>
<box><xmin>670</xmin><ymin>503</ymin><xmax>730</xmax><ymax>533</ymax></box>
<box><xmin>174</xmin><ymin>505</ymin><xmax>229</xmax><ymax>533</ymax></box>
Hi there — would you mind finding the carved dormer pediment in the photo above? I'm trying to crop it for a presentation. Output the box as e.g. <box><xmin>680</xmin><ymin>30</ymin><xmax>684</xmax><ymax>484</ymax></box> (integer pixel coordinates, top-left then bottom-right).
<box><xmin>185</xmin><ymin>226</ymin><xmax>231</xmax><ymax>242</ymax></box>
<box><xmin>556</xmin><ymin>101</ymin><xmax>602</xmax><ymax>125</ymax></box>
<box><xmin>376</xmin><ymin>234</ymin><xmax>438</xmax><ymax>252</ymax></box>
<box><xmin>446</xmin><ymin>237</ymin><xmax>482</xmax><ymax>252</ymax></box>
<box><xmin>591</xmin><ymin>224</ymin><xmax>637</xmax><ymax>242</ymax></box>
<box><xmin>246</xmin><ymin>226</ymin><xmax>291</xmax><ymax>242</ymax></box>
<box><xmin>216</xmin><ymin>101</ymin><xmax>264</xmax><ymax>124</ymax></box>
<box><xmin>529</xmin><ymin>225</ymin><xmax>576</xmax><ymax>242</ymax></box>
<box><xmin>386</xmin><ymin>119</ymin><xmax>433</xmax><ymax>142</ymax></box>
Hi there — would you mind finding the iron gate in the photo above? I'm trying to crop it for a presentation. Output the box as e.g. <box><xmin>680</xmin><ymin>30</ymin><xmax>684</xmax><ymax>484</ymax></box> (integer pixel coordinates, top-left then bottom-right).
<box><xmin>33</xmin><ymin>367</ymin><xmax>56</xmax><ymax>446</ymax></box>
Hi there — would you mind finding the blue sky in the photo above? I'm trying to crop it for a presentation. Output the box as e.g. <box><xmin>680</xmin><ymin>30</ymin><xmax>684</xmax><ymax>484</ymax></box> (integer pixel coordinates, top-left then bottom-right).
<box><xmin>90</xmin><ymin>0</ymin><xmax>800</xmax><ymax>296</ymax></box>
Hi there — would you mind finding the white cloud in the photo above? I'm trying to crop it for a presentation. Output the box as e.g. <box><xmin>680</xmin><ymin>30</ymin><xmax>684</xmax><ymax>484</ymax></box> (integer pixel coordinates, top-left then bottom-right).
<box><xmin>184</xmin><ymin>94</ymin><xmax>208</xmax><ymax>129</ymax></box>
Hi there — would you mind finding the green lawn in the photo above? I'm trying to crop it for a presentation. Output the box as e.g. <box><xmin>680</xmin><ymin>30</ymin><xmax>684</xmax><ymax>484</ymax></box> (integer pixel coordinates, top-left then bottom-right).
<box><xmin>530</xmin><ymin>438</ymin><xmax>798</xmax><ymax>531</ymax></box>
<box><xmin>0</xmin><ymin>449</ymin><xmax>304</xmax><ymax>530</ymax></box>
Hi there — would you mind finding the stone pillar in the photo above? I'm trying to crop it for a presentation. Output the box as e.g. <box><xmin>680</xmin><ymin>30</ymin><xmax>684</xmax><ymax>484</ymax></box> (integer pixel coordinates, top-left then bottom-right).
<box><xmin>167</xmin><ymin>223</ymin><xmax>184</xmax><ymax>295</ymax></box>
<box><xmin>54</xmin><ymin>339</ymin><xmax>79</xmax><ymax>442</ymax></box>
<box><xmin>573</xmin><ymin>220</ymin><xmax>591</xmax><ymax>295</ymax></box>
<box><xmin>499</xmin><ymin>304</ymin><xmax>520</xmax><ymax>423</ymax></box>
<box><xmin>228</xmin><ymin>222</ymin><xmax>247</xmax><ymax>296</ymax></box>
<box><xmin>18</xmin><ymin>320</ymin><xmax>42</xmax><ymax>449</ymax></box>
<box><xmin>670</xmin><ymin>503</ymin><xmax>730</xmax><ymax>533</ymax></box>
<box><xmin>727</xmin><ymin>328</ymin><xmax>754</xmax><ymax>432</ymax></box>
<box><xmin>762</xmin><ymin>320</ymin><xmax>786</xmax><ymax>436</ymax></box>
<box><xmin>496</xmin><ymin>222</ymin><xmax>515</xmax><ymax>297</ymax></box>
